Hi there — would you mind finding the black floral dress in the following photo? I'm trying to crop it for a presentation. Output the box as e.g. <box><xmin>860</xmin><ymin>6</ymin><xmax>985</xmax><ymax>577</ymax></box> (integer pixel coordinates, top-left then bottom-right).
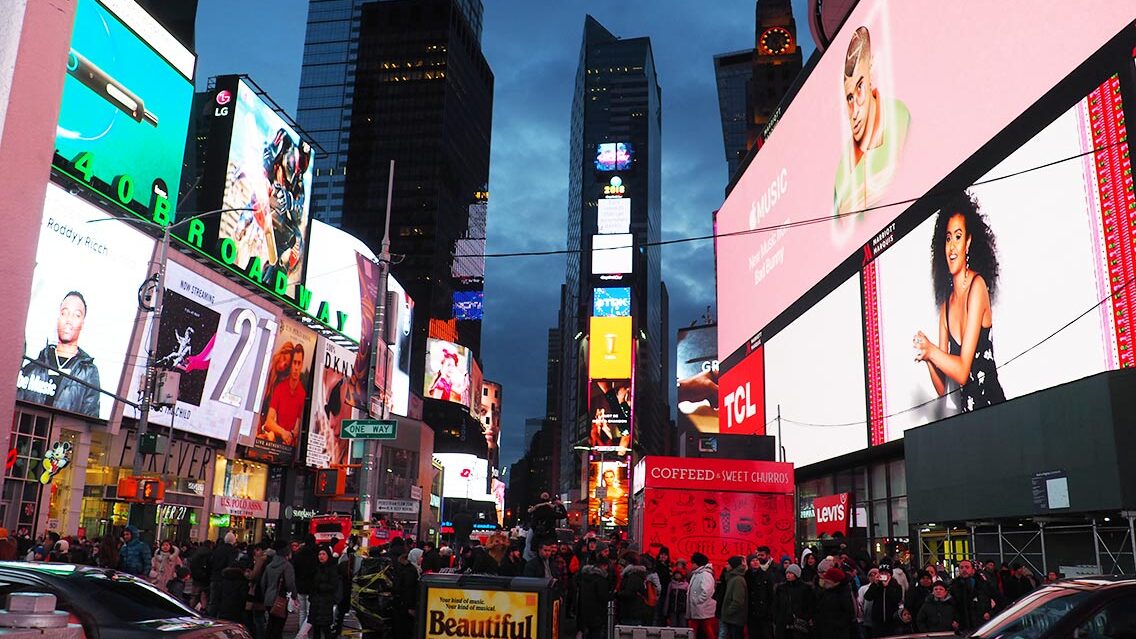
<box><xmin>947</xmin><ymin>303</ymin><xmax>1006</xmax><ymax>411</ymax></box>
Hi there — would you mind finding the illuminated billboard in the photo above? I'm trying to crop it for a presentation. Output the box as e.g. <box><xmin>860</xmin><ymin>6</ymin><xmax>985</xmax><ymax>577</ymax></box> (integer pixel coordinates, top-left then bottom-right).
<box><xmin>216</xmin><ymin>78</ymin><xmax>314</xmax><ymax>296</ymax></box>
<box><xmin>480</xmin><ymin>380</ymin><xmax>502</xmax><ymax>456</ymax></box>
<box><xmin>676</xmin><ymin>324</ymin><xmax>718</xmax><ymax>434</ymax></box>
<box><xmin>307</xmin><ymin>337</ymin><xmax>361</xmax><ymax>469</ymax></box>
<box><xmin>593</xmin><ymin>287</ymin><xmax>631</xmax><ymax>318</ymax></box>
<box><xmin>588</xmin><ymin>459</ymin><xmax>630</xmax><ymax>527</ymax></box>
<box><xmin>468</xmin><ymin>358</ymin><xmax>484</xmax><ymax>420</ymax></box>
<box><xmin>588</xmin><ymin>380</ymin><xmax>631</xmax><ymax>454</ymax></box>
<box><xmin>53</xmin><ymin>0</ymin><xmax>194</xmax><ymax>217</ymax></box>
<box><xmin>249</xmin><ymin>318</ymin><xmax>316</xmax><ymax>464</ymax></box>
<box><xmin>715</xmin><ymin>1</ymin><xmax>1136</xmax><ymax>357</ymax></box>
<box><xmin>591</xmin><ymin>234</ymin><xmax>633</xmax><ymax>275</ymax></box>
<box><xmin>125</xmin><ymin>259</ymin><xmax>279</xmax><ymax>440</ymax></box>
<box><xmin>304</xmin><ymin>220</ymin><xmax>376</xmax><ymax>343</ymax></box>
<box><xmin>386</xmin><ymin>274</ymin><xmax>414</xmax><ymax>417</ymax></box>
<box><xmin>17</xmin><ymin>185</ymin><xmax>156</xmax><ymax>420</ymax></box>
<box><xmin>594</xmin><ymin>142</ymin><xmax>633</xmax><ymax>171</ymax></box>
<box><xmin>433</xmin><ymin>453</ymin><xmax>493</xmax><ymax>500</ymax></box>
<box><xmin>588</xmin><ymin>317</ymin><xmax>632</xmax><ymax>379</ymax></box>
<box><xmin>453</xmin><ymin>291</ymin><xmax>484</xmax><ymax>320</ymax></box>
<box><xmin>597</xmin><ymin>198</ymin><xmax>631</xmax><ymax>234</ymax></box>
<box><xmin>424</xmin><ymin>338</ymin><xmax>472</xmax><ymax>407</ymax></box>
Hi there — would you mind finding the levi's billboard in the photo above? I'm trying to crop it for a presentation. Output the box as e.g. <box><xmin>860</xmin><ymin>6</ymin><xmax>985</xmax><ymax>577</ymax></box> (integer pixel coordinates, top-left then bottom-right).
<box><xmin>813</xmin><ymin>493</ymin><xmax>850</xmax><ymax>537</ymax></box>
<box><xmin>718</xmin><ymin>346</ymin><xmax>764</xmax><ymax>435</ymax></box>
<box><xmin>715</xmin><ymin>1</ymin><xmax>1136</xmax><ymax>358</ymax></box>
<box><xmin>638</xmin><ymin>456</ymin><xmax>793</xmax><ymax>494</ymax></box>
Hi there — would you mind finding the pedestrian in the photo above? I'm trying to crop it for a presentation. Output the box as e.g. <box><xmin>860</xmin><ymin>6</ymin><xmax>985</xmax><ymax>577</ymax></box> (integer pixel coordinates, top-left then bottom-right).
<box><xmin>168</xmin><ymin>566</ymin><xmax>192</xmax><ymax>606</ymax></box>
<box><xmin>720</xmin><ymin>556</ymin><xmax>748</xmax><ymax>639</ymax></box>
<box><xmin>575</xmin><ymin>558</ymin><xmax>610</xmax><ymax>639</ymax></box>
<box><xmin>616</xmin><ymin>551</ymin><xmax>653</xmax><ymax>626</ymax></box>
<box><xmin>49</xmin><ymin>539</ymin><xmax>71</xmax><ymax>563</ymax></box>
<box><xmin>948</xmin><ymin>560</ymin><xmax>998</xmax><ymax>633</ymax></box>
<box><xmin>654</xmin><ymin>546</ymin><xmax>673</xmax><ymax>624</ymax></box>
<box><xmin>0</xmin><ymin>528</ymin><xmax>16</xmax><ymax>561</ymax></box>
<box><xmin>863</xmin><ymin>562</ymin><xmax>903</xmax><ymax>637</ymax></box>
<box><xmin>391</xmin><ymin>550</ymin><xmax>420</xmax><ymax>638</ymax></box>
<box><xmin>916</xmin><ymin>581</ymin><xmax>957</xmax><ymax>633</ymax></box>
<box><xmin>665</xmin><ymin>565</ymin><xmax>689</xmax><ymax>627</ymax></box>
<box><xmin>208</xmin><ymin>532</ymin><xmax>238</xmax><ymax>617</ymax></box>
<box><xmin>292</xmin><ymin>535</ymin><xmax>319</xmax><ymax>639</ymax></box>
<box><xmin>745</xmin><ymin>552</ymin><xmax>775</xmax><ymax>639</ymax></box>
<box><xmin>96</xmin><ymin>536</ymin><xmax>119</xmax><ymax>570</ymax></box>
<box><xmin>187</xmin><ymin>540</ymin><xmax>212</xmax><ymax>612</ymax></box>
<box><xmin>687</xmin><ymin>552</ymin><xmax>718</xmax><ymax>639</ymax></box>
<box><xmin>799</xmin><ymin>551</ymin><xmax>818</xmax><ymax>587</ymax></box>
<box><xmin>772</xmin><ymin>564</ymin><xmax>813</xmax><ymax>639</ymax></box>
<box><xmin>308</xmin><ymin>546</ymin><xmax>341</xmax><ymax>639</ymax></box>
<box><xmin>901</xmin><ymin>570</ymin><xmax>934</xmax><ymax>629</ymax></box>
<box><xmin>523</xmin><ymin>536</ymin><xmax>557</xmax><ymax>579</ymax></box>
<box><xmin>525</xmin><ymin>492</ymin><xmax>566</xmax><ymax>560</ymax></box>
<box><xmin>217</xmin><ymin>556</ymin><xmax>250</xmax><ymax>624</ymax></box>
<box><xmin>150</xmin><ymin>540</ymin><xmax>182</xmax><ymax>591</ymax></box>
<box><xmin>245</xmin><ymin>544</ymin><xmax>269</xmax><ymax>638</ymax></box>
<box><xmin>117</xmin><ymin>526</ymin><xmax>151</xmax><ymax>577</ymax></box>
<box><xmin>641</xmin><ymin>553</ymin><xmax>663</xmax><ymax>625</ymax></box>
<box><xmin>261</xmin><ymin>545</ymin><xmax>298</xmax><ymax>639</ymax></box>
<box><xmin>812</xmin><ymin>567</ymin><xmax>854</xmax><ymax>639</ymax></box>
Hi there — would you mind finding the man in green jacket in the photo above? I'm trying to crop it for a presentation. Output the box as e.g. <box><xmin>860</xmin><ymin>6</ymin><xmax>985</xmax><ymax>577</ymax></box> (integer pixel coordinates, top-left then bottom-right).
<box><xmin>721</xmin><ymin>556</ymin><xmax>748</xmax><ymax>639</ymax></box>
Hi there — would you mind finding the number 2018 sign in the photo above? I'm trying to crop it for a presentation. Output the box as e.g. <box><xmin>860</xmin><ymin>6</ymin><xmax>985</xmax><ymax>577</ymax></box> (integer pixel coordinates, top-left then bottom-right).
<box><xmin>126</xmin><ymin>260</ymin><xmax>279</xmax><ymax>441</ymax></box>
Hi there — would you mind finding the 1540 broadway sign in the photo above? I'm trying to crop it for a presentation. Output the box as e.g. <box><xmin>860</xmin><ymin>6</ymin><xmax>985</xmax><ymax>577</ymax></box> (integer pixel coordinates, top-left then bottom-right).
<box><xmin>425</xmin><ymin>588</ymin><xmax>537</xmax><ymax>639</ymax></box>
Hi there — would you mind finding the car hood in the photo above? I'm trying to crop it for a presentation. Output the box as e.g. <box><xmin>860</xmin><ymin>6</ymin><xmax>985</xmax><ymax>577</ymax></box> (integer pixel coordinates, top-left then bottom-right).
<box><xmin>130</xmin><ymin>616</ymin><xmax>248</xmax><ymax>636</ymax></box>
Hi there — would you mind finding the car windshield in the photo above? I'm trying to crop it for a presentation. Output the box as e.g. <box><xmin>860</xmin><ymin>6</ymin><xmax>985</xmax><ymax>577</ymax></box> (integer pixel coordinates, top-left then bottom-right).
<box><xmin>67</xmin><ymin>571</ymin><xmax>196</xmax><ymax>624</ymax></box>
<box><xmin>971</xmin><ymin>587</ymin><xmax>1093</xmax><ymax>639</ymax></box>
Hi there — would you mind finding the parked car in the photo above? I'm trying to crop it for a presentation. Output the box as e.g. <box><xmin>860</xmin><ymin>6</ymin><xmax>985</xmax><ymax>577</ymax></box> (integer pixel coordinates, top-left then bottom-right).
<box><xmin>0</xmin><ymin>562</ymin><xmax>251</xmax><ymax>638</ymax></box>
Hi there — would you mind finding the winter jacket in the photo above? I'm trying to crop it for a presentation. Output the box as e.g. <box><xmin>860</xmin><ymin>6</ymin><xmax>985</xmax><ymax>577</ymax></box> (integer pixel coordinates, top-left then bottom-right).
<box><xmin>150</xmin><ymin>547</ymin><xmax>181</xmax><ymax>590</ymax></box>
<box><xmin>260</xmin><ymin>553</ymin><xmax>296</xmax><ymax>607</ymax></box>
<box><xmin>687</xmin><ymin>563</ymin><xmax>717</xmax><ymax>620</ymax></box>
<box><xmin>188</xmin><ymin>545</ymin><xmax>212</xmax><ymax>586</ymax></box>
<box><xmin>745</xmin><ymin>566</ymin><xmax>775</xmax><ymax>620</ymax></box>
<box><xmin>949</xmin><ymin>575</ymin><xmax>998</xmax><ymax>631</ymax></box>
<box><xmin>308</xmin><ymin>561</ymin><xmax>342</xmax><ymax>628</ymax></box>
<box><xmin>209</xmin><ymin>541</ymin><xmax>237</xmax><ymax>581</ymax></box>
<box><xmin>863</xmin><ymin>579</ymin><xmax>903</xmax><ymax>629</ymax></box>
<box><xmin>523</xmin><ymin>556</ymin><xmax>551</xmax><ymax>579</ymax></box>
<box><xmin>904</xmin><ymin>583</ymin><xmax>933</xmax><ymax>621</ymax></box>
<box><xmin>0</xmin><ymin>539</ymin><xmax>17</xmax><ymax>561</ymax></box>
<box><xmin>812</xmin><ymin>580</ymin><xmax>855</xmax><ymax>639</ymax></box>
<box><xmin>117</xmin><ymin>527</ymin><xmax>151</xmax><ymax>577</ymax></box>
<box><xmin>665</xmin><ymin>579</ymin><xmax>689</xmax><ymax>626</ymax></box>
<box><xmin>392</xmin><ymin>560</ymin><xmax>419</xmax><ymax>612</ymax></box>
<box><xmin>720</xmin><ymin>565</ymin><xmax>748</xmax><ymax>627</ymax></box>
<box><xmin>17</xmin><ymin>346</ymin><xmax>101</xmax><ymax>417</ymax></box>
<box><xmin>529</xmin><ymin>501</ymin><xmax>567</xmax><ymax>537</ymax></box>
<box><xmin>772</xmin><ymin>579</ymin><xmax>814</xmax><ymax>638</ymax></box>
<box><xmin>217</xmin><ymin>566</ymin><xmax>249</xmax><ymax>622</ymax></box>
<box><xmin>293</xmin><ymin>543</ymin><xmax>318</xmax><ymax>595</ymax></box>
<box><xmin>617</xmin><ymin>564</ymin><xmax>653</xmax><ymax>624</ymax></box>
<box><xmin>917</xmin><ymin>595</ymin><xmax>957</xmax><ymax>632</ymax></box>
<box><xmin>574</xmin><ymin>565</ymin><xmax>609</xmax><ymax>629</ymax></box>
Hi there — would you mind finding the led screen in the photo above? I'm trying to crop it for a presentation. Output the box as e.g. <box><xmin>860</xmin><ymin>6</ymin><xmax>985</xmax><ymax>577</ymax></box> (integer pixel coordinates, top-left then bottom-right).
<box><xmin>715</xmin><ymin>1</ymin><xmax>1135</xmax><ymax>357</ymax></box>
<box><xmin>591</xmin><ymin>234</ymin><xmax>633</xmax><ymax>275</ymax></box>
<box><xmin>593</xmin><ymin>287</ymin><xmax>631</xmax><ymax>317</ymax></box>
<box><xmin>125</xmin><ymin>259</ymin><xmax>279</xmax><ymax>440</ymax></box>
<box><xmin>453</xmin><ymin>291</ymin><xmax>484</xmax><ymax>321</ymax></box>
<box><xmin>54</xmin><ymin>0</ymin><xmax>194</xmax><ymax>214</ymax></box>
<box><xmin>588</xmin><ymin>317</ymin><xmax>632</xmax><ymax>379</ymax></box>
<box><xmin>676</xmin><ymin>325</ymin><xmax>718</xmax><ymax>434</ymax></box>
<box><xmin>217</xmin><ymin>78</ymin><xmax>314</xmax><ymax>296</ymax></box>
<box><xmin>594</xmin><ymin>142</ymin><xmax>633</xmax><ymax>171</ymax></box>
<box><xmin>588</xmin><ymin>459</ymin><xmax>630</xmax><ymax>527</ymax></box>
<box><xmin>386</xmin><ymin>274</ymin><xmax>414</xmax><ymax>416</ymax></box>
<box><xmin>434</xmin><ymin>453</ymin><xmax>493</xmax><ymax>500</ymax></box>
<box><xmin>249</xmin><ymin>318</ymin><xmax>316</xmax><ymax>463</ymax></box>
<box><xmin>597</xmin><ymin>198</ymin><xmax>631</xmax><ymax>234</ymax></box>
<box><xmin>588</xmin><ymin>380</ymin><xmax>631</xmax><ymax>454</ymax></box>
<box><xmin>304</xmin><ymin>220</ymin><xmax>375</xmax><ymax>343</ymax></box>
<box><xmin>867</xmin><ymin>87</ymin><xmax>1125</xmax><ymax>441</ymax></box>
<box><xmin>424</xmin><ymin>338</ymin><xmax>472</xmax><ymax>407</ymax></box>
<box><xmin>307</xmin><ymin>337</ymin><xmax>361</xmax><ymax>469</ymax></box>
<box><xmin>480</xmin><ymin>380</ymin><xmax>502</xmax><ymax>456</ymax></box>
<box><xmin>17</xmin><ymin>185</ymin><xmax>156</xmax><ymax>420</ymax></box>
<box><xmin>468</xmin><ymin>359</ymin><xmax>484</xmax><ymax>420</ymax></box>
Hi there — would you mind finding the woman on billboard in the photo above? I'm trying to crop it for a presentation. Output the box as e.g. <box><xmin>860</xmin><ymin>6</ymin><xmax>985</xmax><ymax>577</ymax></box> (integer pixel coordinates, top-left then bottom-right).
<box><xmin>913</xmin><ymin>192</ymin><xmax>1006</xmax><ymax>412</ymax></box>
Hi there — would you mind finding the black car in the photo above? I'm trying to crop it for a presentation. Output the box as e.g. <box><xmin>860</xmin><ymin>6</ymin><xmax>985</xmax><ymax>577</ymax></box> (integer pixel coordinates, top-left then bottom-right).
<box><xmin>0</xmin><ymin>562</ymin><xmax>251</xmax><ymax>638</ymax></box>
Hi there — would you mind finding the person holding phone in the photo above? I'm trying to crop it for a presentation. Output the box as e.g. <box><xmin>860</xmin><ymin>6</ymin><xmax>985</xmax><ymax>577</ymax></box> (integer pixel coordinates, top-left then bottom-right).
<box><xmin>863</xmin><ymin>562</ymin><xmax>903</xmax><ymax>637</ymax></box>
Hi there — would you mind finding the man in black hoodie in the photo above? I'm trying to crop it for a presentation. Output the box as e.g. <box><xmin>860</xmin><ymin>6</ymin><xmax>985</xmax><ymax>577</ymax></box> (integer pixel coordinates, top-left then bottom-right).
<box><xmin>291</xmin><ymin>535</ymin><xmax>319</xmax><ymax>632</ymax></box>
<box><xmin>745</xmin><ymin>552</ymin><xmax>775</xmax><ymax>639</ymax></box>
<box><xmin>863</xmin><ymin>562</ymin><xmax>903</xmax><ymax>637</ymax></box>
<box><xmin>207</xmin><ymin>532</ymin><xmax>237</xmax><ymax>616</ymax></box>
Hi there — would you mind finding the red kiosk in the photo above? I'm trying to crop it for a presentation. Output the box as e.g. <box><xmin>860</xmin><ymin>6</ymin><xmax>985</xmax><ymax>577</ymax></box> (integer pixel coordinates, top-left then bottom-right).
<box><xmin>632</xmin><ymin>456</ymin><xmax>795</xmax><ymax>570</ymax></box>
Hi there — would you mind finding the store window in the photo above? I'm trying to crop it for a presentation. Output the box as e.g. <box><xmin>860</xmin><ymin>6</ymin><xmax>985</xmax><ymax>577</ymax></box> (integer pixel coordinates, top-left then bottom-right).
<box><xmin>889</xmin><ymin>460</ymin><xmax>907</xmax><ymax>497</ymax></box>
<box><xmin>4</xmin><ymin>410</ymin><xmax>51</xmax><ymax>535</ymax></box>
<box><xmin>209</xmin><ymin>456</ymin><xmax>268</xmax><ymax>543</ymax></box>
<box><xmin>379</xmin><ymin>447</ymin><xmax>419</xmax><ymax>499</ymax></box>
<box><xmin>45</xmin><ymin>429</ymin><xmax>80</xmax><ymax>533</ymax></box>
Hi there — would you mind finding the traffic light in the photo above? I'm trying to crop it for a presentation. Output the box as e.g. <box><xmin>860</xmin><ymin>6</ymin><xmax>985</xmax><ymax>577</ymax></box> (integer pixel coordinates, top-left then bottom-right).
<box><xmin>314</xmin><ymin>469</ymin><xmax>345</xmax><ymax>497</ymax></box>
<box><xmin>116</xmin><ymin>477</ymin><xmax>164</xmax><ymax>503</ymax></box>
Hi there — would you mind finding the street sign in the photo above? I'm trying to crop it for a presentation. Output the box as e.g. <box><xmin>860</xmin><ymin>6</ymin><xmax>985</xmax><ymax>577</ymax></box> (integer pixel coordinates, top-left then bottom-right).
<box><xmin>340</xmin><ymin>419</ymin><xmax>397</xmax><ymax>440</ymax></box>
<box><xmin>373</xmin><ymin>498</ymin><xmax>420</xmax><ymax>515</ymax></box>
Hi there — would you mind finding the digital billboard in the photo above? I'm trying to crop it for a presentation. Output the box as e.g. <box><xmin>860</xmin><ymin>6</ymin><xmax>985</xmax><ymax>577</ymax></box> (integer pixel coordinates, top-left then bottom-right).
<box><xmin>468</xmin><ymin>358</ymin><xmax>484</xmax><ymax>420</ymax></box>
<box><xmin>54</xmin><ymin>0</ymin><xmax>194</xmax><ymax>217</ymax></box>
<box><xmin>433</xmin><ymin>453</ymin><xmax>493</xmax><ymax>500</ymax></box>
<box><xmin>424</xmin><ymin>338</ymin><xmax>472</xmax><ymax>407</ymax></box>
<box><xmin>217</xmin><ymin>78</ymin><xmax>314</xmax><ymax>297</ymax></box>
<box><xmin>594</xmin><ymin>142</ymin><xmax>633</xmax><ymax>171</ymax></box>
<box><xmin>250</xmin><ymin>318</ymin><xmax>316</xmax><ymax>464</ymax></box>
<box><xmin>588</xmin><ymin>316</ymin><xmax>632</xmax><ymax>379</ymax></box>
<box><xmin>588</xmin><ymin>380</ymin><xmax>631</xmax><ymax>454</ymax></box>
<box><xmin>453</xmin><ymin>291</ymin><xmax>484</xmax><ymax>321</ymax></box>
<box><xmin>597</xmin><ymin>198</ymin><xmax>631</xmax><ymax>234</ymax></box>
<box><xmin>17</xmin><ymin>185</ymin><xmax>156</xmax><ymax>420</ymax></box>
<box><xmin>386</xmin><ymin>274</ymin><xmax>414</xmax><ymax>417</ymax></box>
<box><xmin>307</xmin><ymin>337</ymin><xmax>361</xmax><ymax>469</ymax></box>
<box><xmin>588</xmin><ymin>459</ymin><xmax>630</xmax><ymax>527</ymax></box>
<box><xmin>676</xmin><ymin>325</ymin><xmax>718</xmax><ymax>434</ymax></box>
<box><xmin>480</xmin><ymin>380</ymin><xmax>502</xmax><ymax>456</ymax></box>
<box><xmin>591</xmin><ymin>234</ymin><xmax>633</xmax><ymax>275</ymax></box>
<box><xmin>344</xmin><ymin>253</ymin><xmax>379</xmax><ymax>411</ymax></box>
<box><xmin>715</xmin><ymin>1</ymin><xmax>1136</xmax><ymax>357</ymax></box>
<box><xmin>593</xmin><ymin>287</ymin><xmax>631</xmax><ymax>318</ymax></box>
<box><xmin>304</xmin><ymin>220</ymin><xmax>376</xmax><ymax>343</ymax></box>
<box><xmin>125</xmin><ymin>260</ymin><xmax>279</xmax><ymax>440</ymax></box>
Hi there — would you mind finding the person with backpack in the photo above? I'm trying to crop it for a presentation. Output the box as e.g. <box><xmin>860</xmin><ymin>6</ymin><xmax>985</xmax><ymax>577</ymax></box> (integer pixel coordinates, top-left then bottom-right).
<box><xmin>187</xmin><ymin>541</ymin><xmax>213</xmax><ymax>612</ymax></box>
<box><xmin>641</xmin><ymin>554</ymin><xmax>662</xmax><ymax>625</ymax></box>
<box><xmin>617</xmin><ymin>552</ymin><xmax>654</xmax><ymax>626</ymax></box>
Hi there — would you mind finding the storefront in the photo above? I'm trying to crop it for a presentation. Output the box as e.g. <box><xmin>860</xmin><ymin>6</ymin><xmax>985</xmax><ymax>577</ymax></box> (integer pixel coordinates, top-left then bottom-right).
<box><xmin>210</xmin><ymin>456</ymin><xmax>272</xmax><ymax>543</ymax></box>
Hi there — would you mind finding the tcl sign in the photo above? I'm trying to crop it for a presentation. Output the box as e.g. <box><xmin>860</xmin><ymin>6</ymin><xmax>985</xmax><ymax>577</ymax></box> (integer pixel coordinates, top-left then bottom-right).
<box><xmin>814</xmin><ymin>493</ymin><xmax>850</xmax><ymax>537</ymax></box>
<box><xmin>718</xmin><ymin>347</ymin><xmax>765</xmax><ymax>435</ymax></box>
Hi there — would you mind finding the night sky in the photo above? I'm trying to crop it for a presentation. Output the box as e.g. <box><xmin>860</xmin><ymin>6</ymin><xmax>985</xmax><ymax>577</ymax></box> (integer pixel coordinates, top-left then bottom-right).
<box><xmin>194</xmin><ymin>0</ymin><xmax>815</xmax><ymax>467</ymax></box>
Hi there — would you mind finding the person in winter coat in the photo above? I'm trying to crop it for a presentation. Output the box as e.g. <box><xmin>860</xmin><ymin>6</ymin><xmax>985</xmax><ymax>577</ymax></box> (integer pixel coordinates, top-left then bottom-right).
<box><xmin>207</xmin><ymin>532</ymin><xmax>238</xmax><ymax>617</ymax></box>
<box><xmin>0</xmin><ymin>529</ymin><xmax>16</xmax><ymax>561</ymax></box>
<box><xmin>901</xmin><ymin>570</ymin><xmax>935</xmax><ymax>627</ymax></box>
<box><xmin>949</xmin><ymin>560</ymin><xmax>999</xmax><ymax>632</ymax></box>
<box><xmin>617</xmin><ymin>553</ymin><xmax>654</xmax><ymax>626</ymax></box>
<box><xmin>917</xmin><ymin>582</ymin><xmax>958</xmax><ymax>632</ymax></box>
<box><xmin>117</xmin><ymin>526</ymin><xmax>151</xmax><ymax>577</ymax></box>
<box><xmin>772</xmin><ymin>564</ymin><xmax>814</xmax><ymax>639</ymax></box>
<box><xmin>217</xmin><ymin>558</ymin><xmax>250</xmax><ymax>624</ymax></box>
<box><xmin>665</xmin><ymin>566</ymin><xmax>690</xmax><ymax>627</ymax></box>
<box><xmin>687</xmin><ymin>553</ymin><xmax>718</xmax><ymax>639</ymax></box>
<box><xmin>261</xmin><ymin>545</ymin><xmax>297</xmax><ymax>639</ymax></box>
<box><xmin>863</xmin><ymin>563</ymin><xmax>904</xmax><ymax>637</ymax></box>
<box><xmin>799</xmin><ymin>551</ymin><xmax>819</xmax><ymax>587</ymax></box>
<box><xmin>391</xmin><ymin>551</ymin><xmax>420</xmax><ymax>638</ymax></box>
<box><xmin>653</xmin><ymin>547</ymin><xmax>672</xmax><ymax>624</ymax></box>
<box><xmin>720</xmin><ymin>556</ymin><xmax>748</xmax><ymax>639</ymax></box>
<box><xmin>308</xmin><ymin>546</ymin><xmax>342</xmax><ymax>639</ymax></box>
<box><xmin>812</xmin><ymin>567</ymin><xmax>854</xmax><ymax>639</ymax></box>
<box><xmin>291</xmin><ymin>535</ymin><xmax>319</xmax><ymax>634</ymax></box>
<box><xmin>150</xmin><ymin>541</ymin><xmax>182</xmax><ymax>591</ymax></box>
<box><xmin>641</xmin><ymin>554</ymin><xmax>663</xmax><ymax>623</ymax></box>
<box><xmin>745</xmin><ymin>552</ymin><xmax>776</xmax><ymax>639</ymax></box>
<box><xmin>575</xmin><ymin>560</ymin><xmax>610</xmax><ymax>639</ymax></box>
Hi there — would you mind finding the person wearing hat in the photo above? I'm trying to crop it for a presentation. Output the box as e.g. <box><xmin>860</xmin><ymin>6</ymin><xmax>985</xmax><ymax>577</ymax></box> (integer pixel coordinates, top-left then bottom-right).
<box><xmin>745</xmin><ymin>552</ymin><xmax>776</xmax><ymax>639</ymax></box>
<box><xmin>916</xmin><ymin>581</ymin><xmax>958</xmax><ymax>633</ymax></box>
<box><xmin>207</xmin><ymin>531</ymin><xmax>239</xmax><ymax>616</ymax></box>
<box><xmin>813</xmin><ymin>567</ymin><xmax>854</xmax><ymax>639</ymax></box>
<box><xmin>772</xmin><ymin>564</ymin><xmax>814</xmax><ymax>639</ymax></box>
<box><xmin>687</xmin><ymin>552</ymin><xmax>718</xmax><ymax>639</ymax></box>
<box><xmin>720</xmin><ymin>556</ymin><xmax>748</xmax><ymax>638</ymax></box>
<box><xmin>217</xmin><ymin>554</ymin><xmax>251</xmax><ymax>625</ymax></box>
<box><xmin>864</xmin><ymin>562</ymin><xmax>903</xmax><ymax>637</ymax></box>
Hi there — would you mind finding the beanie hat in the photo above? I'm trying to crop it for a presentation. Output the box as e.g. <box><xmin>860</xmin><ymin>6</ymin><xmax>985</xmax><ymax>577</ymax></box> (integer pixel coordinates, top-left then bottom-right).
<box><xmin>780</xmin><ymin>554</ymin><xmax>791</xmax><ymax>564</ymax></box>
<box><xmin>728</xmin><ymin>555</ymin><xmax>744</xmax><ymax>569</ymax></box>
<box><xmin>822</xmin><ymin>567</ymin><xmax>846</xmax><ymax>583</ymax></box>
<box><xmin>746</xmin><ymin>553</ymin><xmax>760</xmax><ymax>565</ymax></box>
<box><xmin>786</xmin><ymin>564</ymin><xmax>802</xmax><ymax>578</ymax></box>
<box><xmin>54</xmin><ymin>540</ymin><xmax>69</xmax><ymax>554</ymax></box>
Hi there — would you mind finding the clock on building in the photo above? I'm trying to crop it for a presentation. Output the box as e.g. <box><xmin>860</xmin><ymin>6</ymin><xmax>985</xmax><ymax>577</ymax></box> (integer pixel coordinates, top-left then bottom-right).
<box><xmin>760</xmin><ymin>26</ymin><xmax>793</xmax><ymax>55</ymax></box>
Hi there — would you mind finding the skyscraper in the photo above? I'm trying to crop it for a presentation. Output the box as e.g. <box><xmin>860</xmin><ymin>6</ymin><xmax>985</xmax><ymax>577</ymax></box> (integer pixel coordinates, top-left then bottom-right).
<box><xmin>558</xmin><ymin>16</ymin><xmax>667</xmax><ymax>521</ymax></box>
<box><xmin>714</xmin><ymin>50</ymin><xmax>754</xmax><ymax>183</ymax></box>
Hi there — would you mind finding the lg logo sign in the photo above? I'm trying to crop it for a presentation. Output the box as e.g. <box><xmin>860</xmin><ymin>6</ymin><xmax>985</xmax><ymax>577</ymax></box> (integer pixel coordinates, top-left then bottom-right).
<box><xmin>718</xmin><ymin>347</ymin><xmax>765</xmax><ymax>435</ymax></box>
<box><xmin>214</xmin><ymin>89</ymin><xmax>233</xmax><ymax>117</ymax></box>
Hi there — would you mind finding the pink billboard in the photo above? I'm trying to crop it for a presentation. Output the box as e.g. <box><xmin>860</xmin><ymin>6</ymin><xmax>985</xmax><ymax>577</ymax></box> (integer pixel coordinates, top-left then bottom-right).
<box><xmin>715</xmin><ymin>2</ymin><xmax>1135</xmax><ymax>358</ymax></box>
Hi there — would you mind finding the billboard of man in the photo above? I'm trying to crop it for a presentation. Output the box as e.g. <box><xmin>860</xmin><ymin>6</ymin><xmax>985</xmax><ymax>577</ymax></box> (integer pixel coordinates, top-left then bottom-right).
<box><xmin>17</xmin><ymin>292</ymin><xmax>101</xmax><ymax>417</ymax></box>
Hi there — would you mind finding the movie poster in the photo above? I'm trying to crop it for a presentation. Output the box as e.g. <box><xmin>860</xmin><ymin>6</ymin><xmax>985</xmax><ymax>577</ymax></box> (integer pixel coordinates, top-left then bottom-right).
<box><xmin>250</xmin><ymin>318</ymin><xmax>316</xmax><ymax>463</ymax></box>
<box><xmin>307</xmin><ymin>337</ymin><xmax>360</xmax><ymax>469</ymax></box>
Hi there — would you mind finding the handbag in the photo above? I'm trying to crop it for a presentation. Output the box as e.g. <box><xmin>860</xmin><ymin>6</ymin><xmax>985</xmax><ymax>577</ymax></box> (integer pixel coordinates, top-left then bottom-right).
<box><xmin>269</xmin><ymin>573</ymin><xmax>288</xmax><ymax>619</ymax></box>
<box><xmin>790</xmin><ymin>616</ymin><xmax>810</xmax><ymax>634</ymax></box>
